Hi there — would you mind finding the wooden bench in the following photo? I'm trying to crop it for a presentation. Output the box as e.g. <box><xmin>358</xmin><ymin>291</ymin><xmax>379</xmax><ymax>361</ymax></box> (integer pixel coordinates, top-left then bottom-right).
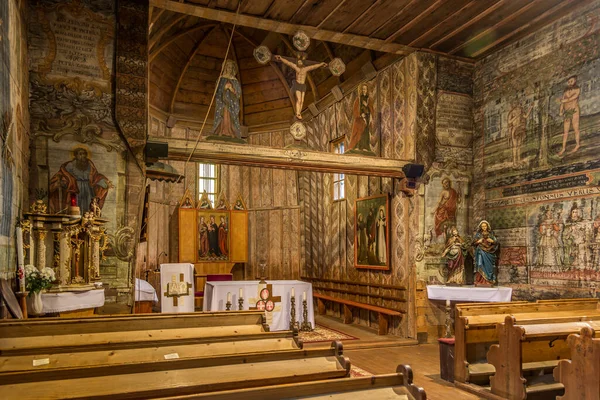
<box><xmin>486</xmin><ymin>316</ymin><xmax>600</xmax><ymax>399</ymax></box>
<box><xmin>454</xmin><ymin>298</ymin><xmax>600</xmax><ymax>383</ymax></box>
<box><xmin>157</xmin><ymin>364</ymin><xmax>426</xmax><ymax>400</ymax></box>
<box><xmin>0</xmin><ymin>342</ymin><xmax>350</xmax><ymax>400</ymax></box>
<box><xmin>314</xmin><ymin>293</ymin><xmax>402</xmax><ymax>335</ymax></box>
<box><xmin>0</xmin><ymin>311</ymin><xmax>276</xmax><ymax>355</ymax></box>
<box><xmin>553</xmin><ymin>326</ymin><xmax>600</xmax><ymax>400</ymax></box>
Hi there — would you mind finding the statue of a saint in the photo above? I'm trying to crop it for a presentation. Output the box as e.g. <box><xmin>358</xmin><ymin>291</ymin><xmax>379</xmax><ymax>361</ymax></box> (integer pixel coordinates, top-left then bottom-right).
<box><xmin>273</xmin><ymin>53</ymin><xmax>327</xmax><ymax>119</ymax></box>
<box><xmin>208</xmin><ymin>60</ymin><xmax>244</xmax><ymax>142</ymax></box>
<box><xmin>441</xmin><ymin>227</ymin><xmax>467</xmax><ymax>285</ymax></box>
<box><xmin>472</xmin><ymin>220</ymin><xmax>499</xmax><ymax>286</ymax></box>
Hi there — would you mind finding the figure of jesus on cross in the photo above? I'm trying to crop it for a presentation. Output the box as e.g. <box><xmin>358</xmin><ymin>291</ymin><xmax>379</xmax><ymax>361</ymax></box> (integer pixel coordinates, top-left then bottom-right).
<box><xmin>273</xmin><ymin>53</ymin><xmax>327</xmax><ymax>120</ymax></box>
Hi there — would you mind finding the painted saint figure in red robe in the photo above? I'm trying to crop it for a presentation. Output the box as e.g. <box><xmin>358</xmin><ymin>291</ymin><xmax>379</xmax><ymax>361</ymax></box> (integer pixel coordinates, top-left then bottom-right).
<box><xmin>433</xmin><ymin>178</ymin><xmax>458</xmax><ymax>240</ymax></box>
<box><xmin>218</xmin><ymin>215</ymin><xmax>228</xmax><ymax>256</ymax></box>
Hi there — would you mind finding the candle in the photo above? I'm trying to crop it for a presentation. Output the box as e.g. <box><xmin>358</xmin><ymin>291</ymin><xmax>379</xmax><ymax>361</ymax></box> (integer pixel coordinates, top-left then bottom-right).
<box><xmin>291</xmin><ymin>287</ymin><xmax>295</xmax><ymax>298</ymax></box>
<box><xmin>303</xmin><ymin>291</ymin><xmax>306</xmax><ymax>302</ymax></box>
<box><xmin>239</xmin><ymin>288</ymin><xmax>243</xmax><ymax>298</ymax></box>
<box><xmin>227</xmin><ymin>292</ymin><xmax>232</xmax><ymax>303</ymax></box>
<box><xmin>446</xmin><ymin>299</ymin><xmax>450</xmax><ymax>307</ymax></box>
<box><xmin>16</xmin><ymin>226</ymin><xmax>25</xmax><ymax>292</ymax></box>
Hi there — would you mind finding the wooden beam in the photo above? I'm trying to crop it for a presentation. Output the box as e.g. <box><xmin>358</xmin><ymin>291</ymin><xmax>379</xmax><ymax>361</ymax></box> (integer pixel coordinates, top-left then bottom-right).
<box><xmin>168</xmin><ymin>140</ymin><xmax>410</xmax><ymax>178</ymax></box>
<box><xmin>316</xmin><ymin>0</ymin><xmax>348</xmax><ymax>29</ymax></box>
<box><xmin>342</xmin><ymin>0</ymin><xmax>383</xmax><ymax>33</ymax></box>
<box><xmin>407</xmin><ymin>0</ymin><xmax>477</xmax><ymax>47</ymax></box>
<box><xmin>369</xmin><ymin>0</ymin><xmax>418</xmax><ymax>38</ymax></box>
<box><xmin>469</xmin><ymin>0</ymin><xmax>579</xmax><ymax>58</ymax></box>
<box><xmin>233</xmin><ymin>29</ymin><xmax>296</xmax><ymax>114</ymax></box>
<box><xmin>385</xmin><ymin>0</ymin><xmax>445</xmax><ymax>43</ymax></box>
<box><xmin>287</xmin><ymin>0</ymin><xmax>313</xmax><ymax>22</ymax></box>
<box><xmin>150</xmin><ymin>0</ymin><xmax>416</xmax><ymax>55</ymax></box>
<box><xmin>262</xmin><ymin>0</ymin><xmax>281</xmax><ymax>18</ymax></box>
<box><xmin>169</xmin><ymin>26</ymin><xmax>218</xmax><ymax>113</ymax></box>
<box><xmin>149</xmin><ymin>14</ymin><xmax>187</xmax><ymax>50</ymax></box>
<box><xmin>449</xmin><ymin>0</ymin><xmax>542</xmax><ymax>55</ymax></box>
<box><xmin>429</xmin><ymin>0</ymin><xmax>506</xmax><ymax>49</ymax></box>
<box><xmin>149</xmin><ymin>24</ymin><xmax>217</xmax><ymax>62</ymax></box>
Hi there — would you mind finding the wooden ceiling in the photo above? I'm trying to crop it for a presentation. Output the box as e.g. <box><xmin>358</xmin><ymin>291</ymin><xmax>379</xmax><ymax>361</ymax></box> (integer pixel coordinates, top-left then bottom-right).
<box><xmin>149</xmin><ymin>0</ymin><xmax>589</xmax><ymax>126</ymax></box>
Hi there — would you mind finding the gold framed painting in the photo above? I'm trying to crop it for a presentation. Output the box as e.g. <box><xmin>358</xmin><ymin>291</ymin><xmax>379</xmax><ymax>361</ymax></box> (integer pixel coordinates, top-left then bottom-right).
<box><xmin>198</xmin><ymin>210</ymin><xmax>230</xmax><ymax>262</ymax></box>
<box><xmin>354</xmin><ymin>194</ymin><xmax>390</xmax><ymax>270</ymax></box>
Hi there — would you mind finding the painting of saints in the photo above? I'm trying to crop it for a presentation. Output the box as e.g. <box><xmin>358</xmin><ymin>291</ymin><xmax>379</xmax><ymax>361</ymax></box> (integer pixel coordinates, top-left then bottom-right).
<box><xmin>433</xmin><ymin>178</ymin><xmax>458</xmax><ymax>240</ymax></box>
<box><xmin>536</xmin><ymin>208</ymin><xmax>561</xmax><ymax>268</ymax></box>
<box><xmin>49</xmin><ymin>146</ymin><xmax>112</xmax><ymax>214</ymax></box>
<box><xmin>218</xmin><ymin>215</ymin><xmax>228</xmax><ymax>256</ymax></box>
<box><xmin>210</xmin><ymin>60</ymin><xmax>242</xmax><ymax>140</ymax></box>
<box><xmin>376</xmin><ymin>206</ymin><xmax>387</xmax><ymax>265</ymax></box>
<box><xmin>442</xmin><ymin>227</ymin><xmax>467</xmax><ymax>285</ymax></box>
<box><xmin>198</xmin><ymin>216</ymin><xmax>209</xmax><ymax>257</ymax></box>
<box><xmin>207</xmin><ymin>215</ymin><xmax>220</xmax><ymax>257</ymax></box>
<box><xmin>472</xmin><ymin>220</ymin><xmax>498</xmax><ymax>286</ymax></box>
<box><xmin>346</xmin><ymin>84</ymin><xmax>374</xmax><ymax>154</ymax></box>
<box><xmin>562</xmin><ymin>203</ymin><xmax>590</xmax><ymax>268</ymax></box>
<box><xmin>356</xmin><ymin>213</ymin><xmax>368</xmax><ymax>264</ymax></box>
<box><xmin>507</xmin><ymin>102</ymin><xmax>533</xmax><ymax>167</ymax></box>
<box><xmin>558</xmin><ymin>75</ymin><xmax>581</xmax><ymax>156</ymax></box>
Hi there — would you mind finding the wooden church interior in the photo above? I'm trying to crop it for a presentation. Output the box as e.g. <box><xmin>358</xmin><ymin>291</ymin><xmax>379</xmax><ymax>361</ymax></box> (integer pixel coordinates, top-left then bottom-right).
<box><xmin>1</xmin><ymin>0</ymin><xmax>599</xmax><ymax>398</ymax></box>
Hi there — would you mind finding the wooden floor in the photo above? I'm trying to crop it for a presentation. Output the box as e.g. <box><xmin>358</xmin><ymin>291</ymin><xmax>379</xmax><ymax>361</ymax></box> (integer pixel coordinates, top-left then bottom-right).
<box><xmin>313</xmin><ymin>315</ymin><xmax>480</xmax><ymax>400</ymax></box>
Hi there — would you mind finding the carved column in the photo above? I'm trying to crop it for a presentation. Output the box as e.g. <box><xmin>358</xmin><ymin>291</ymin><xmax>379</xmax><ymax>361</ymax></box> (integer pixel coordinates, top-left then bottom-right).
<box><xmin>36</xmin><ymin>229</ymin><xmax>48</xmax><ymax>271</ymax></box>
<box><xmin>59</xmin><ymin>231</ymin><xmax>72</xmax><ymax>286</ymax></box>
<box><xmin>91</xmin><ymin>234</ymin><xmax>101</xmax><ymax>280</ymax></box>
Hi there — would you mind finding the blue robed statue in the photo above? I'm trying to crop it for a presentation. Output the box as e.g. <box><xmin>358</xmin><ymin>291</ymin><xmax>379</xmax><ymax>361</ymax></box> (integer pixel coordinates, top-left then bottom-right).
<box><xmin>472</xmin><ymin>220</ymin><xmax>499</xmax><ymax>286</ymax></box>
<box><xmin>209</xmin><ymin>60</ymin><xmax>243</xmax><ymax>142</ymax></box>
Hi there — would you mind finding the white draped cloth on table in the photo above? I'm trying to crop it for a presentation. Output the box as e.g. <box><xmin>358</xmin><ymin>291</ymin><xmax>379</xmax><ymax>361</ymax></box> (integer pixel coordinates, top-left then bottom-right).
<box><xmin>203</xmin><ymin>280</ymin><xmax>314</xmax><ymax>331</ymax></box>
<box><xmin>427</xmin><ymin>285</ymin><xmax>512</xmax><ymax>302</ymax></box>
<box><xmin>41</xmin><ymin>289</ymin><xmax>105</xmax><ymax>313</ymax></box>
<box><xmin>135</xmin><ymin>278</ymin><xmax>159</xmax><ymax>302</ymax></box>
<box><xmin>160</xmin><ymin>263</ymin><xmax>195</xmax><ymax>313</ymax></box>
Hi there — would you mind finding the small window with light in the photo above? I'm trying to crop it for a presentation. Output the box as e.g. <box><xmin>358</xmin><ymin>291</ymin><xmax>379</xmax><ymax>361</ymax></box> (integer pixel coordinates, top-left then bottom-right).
<box><xmin>331</xmin><ymin>138</ymin><xmax>345</xmax><ymax>201</ymax></box>
<box><xmin>198</xmin><ymin>163</ymin><xmax>219</xmax><ymax>205</ymax></box>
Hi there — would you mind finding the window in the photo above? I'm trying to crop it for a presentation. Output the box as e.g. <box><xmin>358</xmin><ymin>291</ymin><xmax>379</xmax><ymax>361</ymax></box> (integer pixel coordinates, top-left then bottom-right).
<box><xmin>198</xmin><ymin>163</ymin><xmax>219</xmax><ymax>204</ymax></box>
<box><xmin>331</xmin><ymin>138</ymin><xmax>345</xmax><ymax>201</ymax></box>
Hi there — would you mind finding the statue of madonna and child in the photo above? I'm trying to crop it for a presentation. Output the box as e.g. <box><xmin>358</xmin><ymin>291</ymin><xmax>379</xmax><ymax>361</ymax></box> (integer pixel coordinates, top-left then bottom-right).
<box><xmin>441</xmin><ymin>220</ymin><xmax>499</xmax><ymax>287</ymax></box>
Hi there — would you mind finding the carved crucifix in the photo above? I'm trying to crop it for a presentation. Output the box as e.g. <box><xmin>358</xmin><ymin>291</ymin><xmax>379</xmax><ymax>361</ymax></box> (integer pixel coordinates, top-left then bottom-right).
<box><xmin>164</xmin><ymin>273</ymin><xmax>192</xmax><ymax>307</ymax></box>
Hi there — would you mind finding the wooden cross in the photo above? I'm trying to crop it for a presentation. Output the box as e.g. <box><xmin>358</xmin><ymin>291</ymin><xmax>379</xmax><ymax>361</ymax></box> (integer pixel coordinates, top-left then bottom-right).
<box><xmin>164</xmin><ymin>273</ymin><xmax>192</xmax><ymax>307</ymax></box>
<box><xmin>249</xmin><ymin>284</ymin><xmax>281</xmax><ymax>313</ymax></box>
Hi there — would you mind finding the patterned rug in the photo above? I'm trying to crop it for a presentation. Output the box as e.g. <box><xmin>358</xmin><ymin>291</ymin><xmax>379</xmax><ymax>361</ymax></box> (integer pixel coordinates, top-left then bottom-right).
<box><xmin>298</xmin><ymin>324</ymin><xmax>359</xmax><ymax>343</ymax></box>
<box><xmin>350</xmin><ymin>365</ymin><xmax>373</xmax><ymax>377</ymax></box>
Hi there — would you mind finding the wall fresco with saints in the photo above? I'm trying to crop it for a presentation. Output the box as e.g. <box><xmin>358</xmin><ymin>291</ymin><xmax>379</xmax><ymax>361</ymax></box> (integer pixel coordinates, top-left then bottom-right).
<box><xmin>28</xmin><ymin>0</ymin><xmax>133</xmax><ymax>291</ymax></box>
<box><xmin>474</xmin><ymin>2</ymin><xmax>600</xmax><ymax>295</ymax></box>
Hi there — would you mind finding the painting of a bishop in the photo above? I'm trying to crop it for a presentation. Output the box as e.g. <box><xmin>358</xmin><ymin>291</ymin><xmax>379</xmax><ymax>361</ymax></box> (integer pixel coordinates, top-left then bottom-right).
<box><xmin>49</xmin><ymin>147</ymin><xmax>112</xmax><ymax>214</ymax></box>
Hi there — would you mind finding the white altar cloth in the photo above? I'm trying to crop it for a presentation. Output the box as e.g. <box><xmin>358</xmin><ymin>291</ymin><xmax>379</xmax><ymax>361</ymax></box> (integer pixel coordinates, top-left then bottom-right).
<box><xmin>427</xmin><ymin>285</ymin><xmax>512</xmax><ymax>303</ymax></box>
<box><xmin>160</xmin><ymin>263</ymin><xmax>195</xmax><ymax>313</ymax></box>
<box><xmin>135</xmin><ymin>278</ymin><xmax>159</xmax><ymax>302</ymax></box>
<box><xmin>41</xmin><ymin>289</ymin><xmax>105</xmax><ymax>313</ymax></box>
<box><xmin>203</xmin><ymin>280</ymin><xmax>314</xmax><ymax>331</ymax></box>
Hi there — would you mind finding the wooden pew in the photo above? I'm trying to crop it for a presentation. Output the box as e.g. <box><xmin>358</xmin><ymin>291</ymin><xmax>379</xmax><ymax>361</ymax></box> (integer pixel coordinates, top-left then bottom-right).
<box><xmin>0</xmin><ymin>330</ymin><xmax>300</xmax><ymax>378</ymax></box>
<box><xmin>0</xmin><ymin>311</ymin><xmax>275</xmax><ymax>355</ymax></box>
<box><xmin>553</xmin><ymin>326</ymin><xmax>600</xmax><ymax>400</ymax></box>
<box><xmin>156</xmin><ymin>365</ymin><xmax>426</xmax><ymax>400</ymax></box>
<box><xmin>0</xmin><ymin>341</ymin><xmax>351</xmax><ymax>400</ymax></box>
<box><xmin>314</xmin><ymin>293</ymin><xmax>402</xmax><ymax>335</ymax></box>
<box><xmin>454</xmin><ymin>298</ymin><xmax>600</xmax><ymax>383</ymax></box>
<box><xmin>486</xmin><ymin>316</ymin><xmax>600</xmax><ymax>399</ymax></box>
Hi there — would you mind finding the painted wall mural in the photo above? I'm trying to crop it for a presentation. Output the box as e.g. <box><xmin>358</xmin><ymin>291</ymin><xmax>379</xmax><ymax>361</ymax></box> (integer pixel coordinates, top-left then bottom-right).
<box><xmin>473</xmin><ymin>2</ymin><xmax>600</xmax><ymax>296</ymax></box>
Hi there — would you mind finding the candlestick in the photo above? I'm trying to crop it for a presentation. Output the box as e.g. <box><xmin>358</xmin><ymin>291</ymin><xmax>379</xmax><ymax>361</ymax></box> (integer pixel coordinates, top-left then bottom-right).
<box><xmin>226</xmin><ymin>300</ymin><xmax>232</xmax><ymax>311</ymax></box>
<box><xmin>300</xmin><ymin>299</ymin><xmax>312</xmax><ymax>331</ymax></box>
<box><xmin>289</xmin><ymin>295</ymin><xmax>297</xmax><ymax>331</ymax></box>
<box><xmin>238</xmin><ymin>297</ymin><xmax>244</xmax><ymax>311</ymax></box>
<box><xmin>444</xmin><ymin>300</ymin><xmax>452</xmax><ymax>338</ymax></box>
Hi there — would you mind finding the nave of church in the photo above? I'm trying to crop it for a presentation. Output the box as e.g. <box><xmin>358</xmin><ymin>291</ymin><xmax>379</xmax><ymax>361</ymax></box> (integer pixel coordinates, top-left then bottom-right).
<box><xmin>1</xmin><ymin>0</ymin><xmax>600</xmax><ymax>398</ymax></box>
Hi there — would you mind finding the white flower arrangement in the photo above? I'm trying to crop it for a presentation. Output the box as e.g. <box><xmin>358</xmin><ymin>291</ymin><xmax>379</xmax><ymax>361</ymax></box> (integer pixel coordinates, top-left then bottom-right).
<box><xmin>25</xmin><ymin>265</ymin><xmax>56</xmax><ymax>295</ymax></box>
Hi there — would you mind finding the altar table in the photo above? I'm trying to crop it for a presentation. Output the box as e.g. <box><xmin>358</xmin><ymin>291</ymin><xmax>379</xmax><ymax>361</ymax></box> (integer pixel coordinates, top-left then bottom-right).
<box><xmin>203</xmin><ymin>280</ymin><xmax>315</xmax><ymax>331</ymax></box>
<box><xmin>426</xmin><ymin>285</ymin><xmax>512</xmax><ymax>302</ymax></box>
<box><xmin>41</xmin><ymin>289</ymin><xmax>105</xmax><ymax>314</ymax></box>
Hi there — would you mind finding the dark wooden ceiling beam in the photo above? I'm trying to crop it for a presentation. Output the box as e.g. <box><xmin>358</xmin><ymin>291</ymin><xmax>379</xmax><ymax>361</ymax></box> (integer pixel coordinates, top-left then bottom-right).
<box><xmin>369</xmin><ymin>0</ymin><xmax>417</xmax><ymax>38</ymax></box>
<box><xmin>170</xmin><ymin>26</ymin><xmax>219</xmax><ymax>113</ymax></box>
<box><xmin>149</xmin><ymin>14</ymin><xmax>187</xmax><ymax>50</ymax></box>
<box><xmin>342</xmin><ymin>0</ymin><xmax>383</xmax><ymax>33</ymax></box>
<box><xmin>150</xmin><ymin>0</ymin><xmax>416</xmax><ymax>55</ymax></box>
<box><xmin>470</xmin><ymin>0</ymin><xmax>580</xmax><ymax>58</ymax></box>
<box><xmin>449</xmin><ymin>0</ymin><xmax>541</xmax><ymax>55</ymax></box>
<box><xmin>384</xmin><ymin>0</ymin><xmax>445</xmax><ymax>43</ymax></box>
<box><xmin>407</xmin><ymin>0</ymin><xmax>476</xmax><ymax>46</ymax></box>
<box><xmin>150</xmin><ymin>24</ymin><xmax>217</xmax><ymax>62</ymax></box>
<box><xmin>287</xmin><ymin>0</ymin><xmax>314</xmax><ymax>23</ymax></box>
<box><xmin>429</xmin><ymin>0</ymin><xmax>506</xmax><ymax>49</ymax></box>
<box><xmin>316</xmin><ymin>0</ymin><xmax>348</xmax><ymax>29</ymax></box>
<box><xmin>262</xmin><ymin>0</ymin><xmax>279</xmax><ymax>18</ymax></box>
